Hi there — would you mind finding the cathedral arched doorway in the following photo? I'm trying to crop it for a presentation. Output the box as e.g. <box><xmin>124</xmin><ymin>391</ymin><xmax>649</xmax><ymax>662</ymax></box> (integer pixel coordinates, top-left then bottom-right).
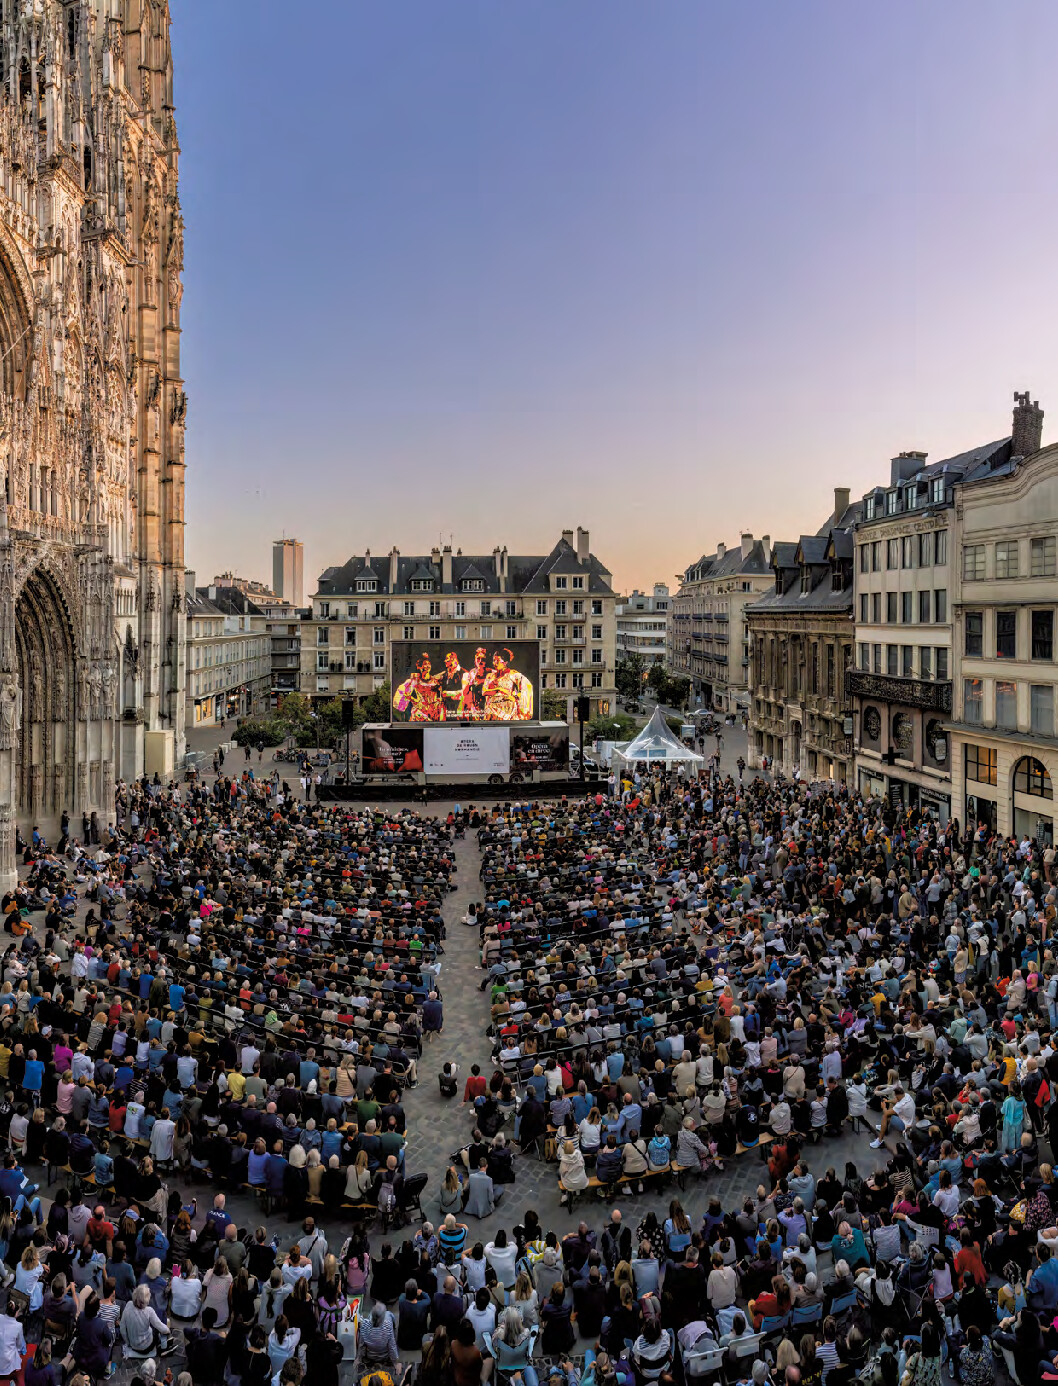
<box><xmin>16</xmin><ymin>567</ymin><xmax>75</xmax><ymax>816</ymax></box>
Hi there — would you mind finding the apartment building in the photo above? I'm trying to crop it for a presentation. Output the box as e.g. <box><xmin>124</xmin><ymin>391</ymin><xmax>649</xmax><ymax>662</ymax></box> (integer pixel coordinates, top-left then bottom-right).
<box><xmin>616</xmin><ymin>585</ymin><xmax>670</xmax><ymax>666</ymax></box>
<box><xmin>668</xmin><ymin>535</ymin><xmax>774</xmax><ymax>712</ymax></box>
<box><xmin>847</xmin><ymin>444</ymin><xmax>1003</xmax><ymax>821</ymax></box>
<box><xmin>185</xmin><ymin>582</ymin><xmax>272</xmax><ymax>728</ymax></box>
<box><xmin>299</xmin><ymin>528</ymin><xmax>617</xmax><ymax>715</ymax></box>
<box><xmin>746</xmin><ymin>494</ymin><xmax>858</xmax><ymax>780</ymax></box>
<box><xmin>949</xmin><ymin>398</ymin><xmax>1058</xmax><ymax>840</ymax></box>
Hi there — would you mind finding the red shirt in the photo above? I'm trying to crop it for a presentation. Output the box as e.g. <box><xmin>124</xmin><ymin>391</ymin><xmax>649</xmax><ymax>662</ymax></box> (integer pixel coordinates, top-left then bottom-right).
<box><xmin>463</xmin><ymin>1075</ymin><xmax>487</xmax><ymax>1102</ymax></box>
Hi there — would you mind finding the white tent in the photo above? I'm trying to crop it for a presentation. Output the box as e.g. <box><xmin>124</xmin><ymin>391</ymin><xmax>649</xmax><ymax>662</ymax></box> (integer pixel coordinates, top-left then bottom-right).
<box><xmin>611</xmin><ymin>706</ymin><xmax>707</xmax><ymax>767</ymax></box>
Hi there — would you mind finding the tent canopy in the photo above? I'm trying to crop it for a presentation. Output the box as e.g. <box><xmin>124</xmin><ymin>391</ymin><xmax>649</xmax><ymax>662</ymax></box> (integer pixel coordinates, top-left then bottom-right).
<box><xmin>611</xmin><ymin>706</ymin><xmax>706</xmax><ymax>766</ymax></box>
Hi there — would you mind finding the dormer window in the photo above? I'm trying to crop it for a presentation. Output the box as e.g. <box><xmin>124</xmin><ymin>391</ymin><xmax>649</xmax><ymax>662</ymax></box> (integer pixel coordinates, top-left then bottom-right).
<box><xmin>885</xmin><ymin>491</ymin><xmax>898</xmax><ymax>515</ymax></box>
<box><xmin>865</xmin><ymin>496</ymin><xmax>877</xmax><ymax>521</ymax></box>
<box><xmin>905</xmin><ymin>486</ymin><xmax>918</xmax><ymax>510</ymax></box>
<box><xmin>800</xmin><ymin>567</ymin><xmax>810</xmax><ymax>595</ymax></box>
<box><xmin>462</xmin><ymin>578</ymin><xmax>484</xmax><ymax>592</ymax></box>
<box><xmin>356</xmin><ymin>579</ymin><xmax>377</xmax><ymax>593</ymax></box>
<box><xmin>931</xmin><ymin>478</ymin><xmax>946</xmax><ymax>504</ymax></box>
<box><xmin>410</xmin><ymin>579</ymin><xmax>433</xmax><ymax>592</ymax></box>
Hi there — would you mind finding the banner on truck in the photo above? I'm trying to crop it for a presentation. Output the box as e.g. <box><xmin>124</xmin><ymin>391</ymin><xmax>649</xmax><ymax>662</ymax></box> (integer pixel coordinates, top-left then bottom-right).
<box><xmin>511</xmin><ymin>729</ymin><xmax>569</xmax><ymax>774</ymax></box>
<box><xmin>423</xmin><ymin>725</ymin><xmax>510</xmax><ymax>775</ymax></box>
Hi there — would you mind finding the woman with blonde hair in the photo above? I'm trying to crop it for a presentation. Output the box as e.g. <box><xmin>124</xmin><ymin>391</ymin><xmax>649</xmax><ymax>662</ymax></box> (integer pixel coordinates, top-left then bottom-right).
<box><xmin>345</xmin><ymin>1150</ymin><xmax>373</xmax><ymax>1202</ymax></box>
<box><xmin>439</xmin><ymin>1165</ymin><xmax>463</xmax><ymax>1218</ymax></box>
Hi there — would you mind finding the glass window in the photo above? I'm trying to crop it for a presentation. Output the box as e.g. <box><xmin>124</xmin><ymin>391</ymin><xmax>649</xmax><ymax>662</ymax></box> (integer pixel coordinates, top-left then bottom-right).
<box><xmin>886</xmin><ymin>645</ymin><xmax>898</xmax><ymax>676</ymax></box>
<box><xmin>1031</xmin><ymin>537</ymin><xmax>1056</xmax><ymax>577</ymax></box>
<box><xmin>592</xmin><ymin>600</ymin><xmax>603</xmax><ymax>615</ymax></box>
<box><xmin>918</xmin><ymin>532</ymin><xmax>933</xmax><ymax>567</ymax></box>
<box><xmin>887</xmin><ymin>592</ymin><xmax>898</xmax><ymax>623</ymax></box>
<box><xmin>964</xmin><ymin>678</ymin><xmax>983</xmax><ymax>723</ymax></box>
<box><xmin>455</xmin><ymin>625</ymin><xmax>467</xmax><ymax>639</ymax></box>
<box><xmin>429</xmin><ymin>625</ymin><xmax>441</xmax><ymax>640</ymax></box>
<box><xmin>902</xmin><ymin>646</ymin><xmax>914</xmax><ymax>677</ymax></box>
<box><xmin>997</xmin><ymin>611</ymin><xmax>1016</xmax><ymax>659</ymax></box>
<box><xmin>373</xmin><ymin>627</ymin><xmax>385</xmax><ymax>644</ymax></box>
<box><xmin>1033</xmin><ymin>611</ymin><xmax>1054</xmax><ymax>661</ymax></box>
<box><xmin>902</xmin><ymin>536</ymin><xmax>915</xmax><ymax>568</ymax></box>
<box><xmin>860</xmin><ymin>545</ymin><xmax>870</xmax><ymax>573</ymax></box>
<box><xmin>935</xmin><ymin>530</ymin><xmax>948</xmax><ymax>565</ymax></box>
<box><xmin>996</xmin><ymin>541</ymin><xmax>1019</xmax><ymax>578</ymax></box>
<box><xmin>963</xmin><ymin>544</ymin><xmax>985</xmax><ymax>581</ymax></box>
<box><xmin>506</xmin><ymin>625</ymin><xmax>518</xmax><ymax>640</ymax></box>
<box><xmin>934</xmin><ymin>589</ymin><xmax>947</xmax><ymax>623</ymax></box>
<box><xmin>920</xmin><ymin>646</ymin><xmax>932</xmax><ymax>679</ymax></box>
<box><xmin>872</xmin><ymin>643</ymin><xmax>881</xmax><ymax>674</ymax></box>
<box><xmin>403</xmin><ymin>625</ymin><xmax>413</xmax><ymax>640</ymax></box>
<box><xmin>996</xmin><ymin>680</ymin><xmax>1017</xmax><ymax>729</ymax></box>
<box><xmin>455</xmin><ymin>601</ymin><xmax>466</xmax><ymax>617</ymax></box>
<box><xmin>859</xmin><ymin>643</ymin><xmax>870</xmax><ymax>671</ymax></box>
<box><xmin>1032</xmin><ymin>685</ymin><xmax>1055</xmax><ymax>736</ymax></box>
<box><xmin>591</xmin><ymin>624</ymin><xmax>602</xmax><ymax>640</ymax></box>
<box><xmin>479</xmin><ymin>624</ymin><xmax>492</xmax><ymax>638</ymax></box>
<box><xmin>591</xmin><ymin>648</ymin><xmax>603</xmax><ymax>663</ymax></box>
<box><xmin>886</xmin><ymin>491</ymin><xmax>898</xmax><ymax>514</ymax></box>
<box><xmin>403</xmin><ymin>600</ymin><xmax>415</xmax><ymax>616</ymax></box>
<box><xmin>936</xmin><ymin>647</ymin><xmax>949</xmax><ymax>680</ymax></box>
<box><xmin>901</xmin><ymin>592</ymin><xmax>913</xmax><ymax>624</ymax></box>
<box><xmin>572</xmin><ymin>576</ymin><xmax>584</xmax><ymax>589</ymax></box>
<box><xmin>966</xmin><ymin>744</ymin><xmax>997</xmax><ymax>786</ymax></box>
<box><xmin>919</xmin><ymin>590</ymin><xmax>931</xmax><ymax>623</ymax></box>
<box><xmin>536</xmin><ymin>624</ymin><xmax>547</xmax><ymax>641</ymax></box>
<box><xmin>872</xmin><ymin>541</ymin><xmax>881</xmax><ymax>571</ymax></box>
<box><xmin>536</xmin><ymin>600</ymin><xmax>548</xmax><ymax>616</ymax></box>
<box><xmin>965</xmin><ymin>612</ymin><xmax>983</xmax><ymax>657</ymax></box>
<box><xmin>1015</xmin><ymin>756</ymin><xmax>1054</xmax><ymax>800</ymax></box>
<box><xmin>859</xmin><ymin>593</ymin><xmax>869</xmax><ymax>623</ymax></box>
<box><xmin>591</xmin><ymin>671</ymin><xmax>603</xmax><ymax>687</ymax></box>
<box><xmin>871</xmin><ymin>592</ymin><xmax>881</xmax><ymax>623</ymax></box>
<box><xmin>887</xmin><ymin>539</ymin><xmax>900</xmax><ymax>569</ymax></box>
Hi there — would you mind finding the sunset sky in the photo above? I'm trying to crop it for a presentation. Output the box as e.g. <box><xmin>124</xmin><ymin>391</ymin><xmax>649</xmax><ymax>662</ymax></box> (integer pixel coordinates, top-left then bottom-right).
<box><xmin>176</xmin><ymin>2</ymin><xmax>1058</xmax><ymax>598</ymax></box>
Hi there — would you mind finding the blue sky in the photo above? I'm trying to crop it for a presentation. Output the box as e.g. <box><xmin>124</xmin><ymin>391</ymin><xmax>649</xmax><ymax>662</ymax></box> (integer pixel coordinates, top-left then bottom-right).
<box><xmin>176</xmin><ymin>2</ymin><xmax>1058</xmax><ymax>595</ymax></box>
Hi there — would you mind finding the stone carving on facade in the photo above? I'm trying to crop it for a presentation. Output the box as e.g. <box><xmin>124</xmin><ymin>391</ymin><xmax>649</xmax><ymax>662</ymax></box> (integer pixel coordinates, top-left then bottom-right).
<box><xmin>0</xmin><ymin>674</ymin><xmax>20</xmax><ymax>750</ymax></box>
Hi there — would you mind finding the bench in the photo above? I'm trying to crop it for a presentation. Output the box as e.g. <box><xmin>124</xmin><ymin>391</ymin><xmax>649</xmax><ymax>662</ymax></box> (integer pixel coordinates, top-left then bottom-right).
<box><xmin>559</xmin><ymin>1162</ymin><xmax>672</xmax><ymax>1205</ymax></box>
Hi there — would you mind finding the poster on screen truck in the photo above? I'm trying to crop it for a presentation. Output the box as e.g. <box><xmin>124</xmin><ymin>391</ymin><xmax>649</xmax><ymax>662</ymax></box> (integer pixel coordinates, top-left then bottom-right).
<box><xmin>390</xmin><ymin>639</ymin><xmax>538</xmax><ymax>722</ymax></box>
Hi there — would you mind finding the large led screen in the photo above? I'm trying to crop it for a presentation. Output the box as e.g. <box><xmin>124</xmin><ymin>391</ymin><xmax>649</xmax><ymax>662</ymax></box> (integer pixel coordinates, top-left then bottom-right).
<box><xmin>391</xmin><ymin>640</ymin><xmax>538</xmax><ymax>722</ymax></box>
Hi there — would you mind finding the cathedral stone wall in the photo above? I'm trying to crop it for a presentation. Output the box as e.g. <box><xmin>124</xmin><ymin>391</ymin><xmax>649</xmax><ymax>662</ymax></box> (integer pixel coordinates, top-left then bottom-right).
<box><xmin>0</xmin><ymin>0</ymin><xmax>186</xmax><ymax>889</ymax></box>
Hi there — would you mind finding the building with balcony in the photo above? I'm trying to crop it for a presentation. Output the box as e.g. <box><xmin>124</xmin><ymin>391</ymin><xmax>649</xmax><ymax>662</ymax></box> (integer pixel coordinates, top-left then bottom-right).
<box><xmin>849</xmin><ymin>394</ymin><xmax>1046</xmax><ymax>824</ymax></box>
<box><xmin>298</xmin><ymin>528</ymin><xmax>617</xmax><ymax>716</ymax></box>
<box><xmin>746</xmin><ymin>493</ymin><xmax>859</xmax><ymax>781</ymax></box>
<box><xmin>946</xmin><ymin>397</ymin><xmax>1058</xmax><ymax>841</ymax></box>
<box><xmin>616</xmin><ymin>585</ymin><xmax>670</xmax><ymax>668</ymax></box>
<box><xmin>668</xmin><ymin>535</ymin><xmax>774</xmax><ymax>712</ymax></box>
<box><xmin>185</xmin><ymin>582</ymin><xmax>272</xmax><ymax>728</ymax></box>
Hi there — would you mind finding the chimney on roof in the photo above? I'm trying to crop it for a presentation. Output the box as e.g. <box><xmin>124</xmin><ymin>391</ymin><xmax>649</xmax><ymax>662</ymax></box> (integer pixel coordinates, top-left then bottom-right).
<box><xmin>431</xmin><ymin>545</ymin><xmax>441</xmax><ymax>568</ymax></box>
<box><xmin>716</xmin><ymin>542</ymin><xmax>726</xmax><ymax>561</ymax></box>
<box><xmin>741</xmin><ymin>532</ymin><xmax>753</xmax><ymax>560</ymax></box>
<box><xmin>1013</xmin><ymin>390</ymin><xmax>1044</xmax><ymax>458</ymax></box>
<box><xmin>561</xmin><ymin>529</ymin><xmax>574</xmax><ymax>548</ymax></box>
<box><xmin>890</xmin><ymin>451</ymin><xmax>927</xmax><ymax>486</ymax></box>
<box><xmin>761</xmin><ymin>535</ymin><xmax>771</xmax><ymax>565</ymax></box>
<box><xmin>501</xmin><ymin>545</ymin><xmax>508</xmax><ymax>581</ymax></box>
<box><xmin>833</xmin><ymin>487</ymin><xmax>851</xmax><ymax>520</ymax></box>
<box><xmin>442</xmin><ymin>545</ymin><xmax>452</xmax><ymax>586</ymax></box>
<box><xmin>576</xmin><ymin>527</ymin><xmax>589</xmax><ymax>564</ymax></box>
<box><xmin>389</xmin><ymin>546</ymin><xmax>398</xmax><ymax>590</ymax></box>
<box><xmin>493</xmin><ymin>545</ymin><xmax>502</xmax><ymax>579</ymax></box>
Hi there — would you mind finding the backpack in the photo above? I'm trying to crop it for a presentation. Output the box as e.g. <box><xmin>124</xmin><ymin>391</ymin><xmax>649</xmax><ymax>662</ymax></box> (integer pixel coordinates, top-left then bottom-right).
<box><xmin>378</xmin><ymin>1179</ymin><xmax>397</xmax><ymax>1214</ymax></box>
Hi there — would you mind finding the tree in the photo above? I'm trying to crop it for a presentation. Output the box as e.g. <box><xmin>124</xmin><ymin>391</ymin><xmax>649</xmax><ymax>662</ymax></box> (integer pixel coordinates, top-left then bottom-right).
<box><xmin>360</xmin><ymin>682</ymin><xmax>392</xmax><ymax>724</ymax></box>
<box><xmin>615</xmin><ymin>654</ymin><xmax>645</xmax><ymax>699</ymax></box>
<box><xmin>275</xmin><ymin>691</ymin><xmax>311</xmax><ymax>741</ymax></box>
<box><xmin>646</xmin><ymin>659</ymin><xmax>668</xmax><ymax>699</ymax></box>
<box><xmin>662</xmin><ymin>675</ymin><xmax>691</xmax><ymax>710</ymax></box>
<box><xmin>232</xmin><ymin>716</ymin><xmax>285</xmax><ymax>748</ymax></box>
<box><xmin>541</xmin><ymin>688</ymin><xmax>568</xmax><ymax>722</ymax></box>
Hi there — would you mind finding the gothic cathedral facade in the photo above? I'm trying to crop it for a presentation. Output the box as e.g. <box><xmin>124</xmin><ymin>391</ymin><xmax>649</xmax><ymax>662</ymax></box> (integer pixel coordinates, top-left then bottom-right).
<box><xmin>0</xmin><ymin>0</ymin><xmax>186</xmax><ymax>890</ymax></box>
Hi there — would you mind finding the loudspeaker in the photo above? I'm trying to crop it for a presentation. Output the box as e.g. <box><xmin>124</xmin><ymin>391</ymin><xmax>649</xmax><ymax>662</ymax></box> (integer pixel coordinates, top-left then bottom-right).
<box><xmin>341</xmin><ymin>700</ymin><xmax>358</xmax><ymax>730</ymax></box>
<box><xmin>576</xmin><ymin>696</ymin><xmax>591</xmax><ymax>723</ymax></box>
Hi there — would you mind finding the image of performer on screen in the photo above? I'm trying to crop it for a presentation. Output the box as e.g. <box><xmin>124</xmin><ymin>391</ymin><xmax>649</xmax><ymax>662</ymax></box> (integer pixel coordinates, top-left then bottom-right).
<box><xmin>444</xmin><ymin>645</ymin><xmax>487</xmax><ymax>719</ymax></box>
<box><xmin>484</xmin><ymin>648</ymin><xmax>534</xmax><ymax>720</ymax></box>
<box><xmin>392</xmin><ymin>653</ymin><xmax>447</xmax><ymax>721</ymax></box>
